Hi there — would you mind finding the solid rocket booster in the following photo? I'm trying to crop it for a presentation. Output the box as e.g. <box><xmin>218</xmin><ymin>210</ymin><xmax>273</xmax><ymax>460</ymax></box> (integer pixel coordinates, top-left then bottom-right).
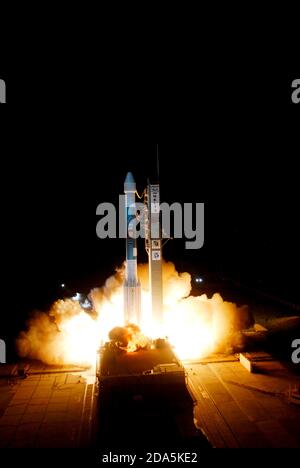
<box><xmin>124</xmin><ymin>172</ymin><xmax>141</xmax><ymax>325</ymax></box>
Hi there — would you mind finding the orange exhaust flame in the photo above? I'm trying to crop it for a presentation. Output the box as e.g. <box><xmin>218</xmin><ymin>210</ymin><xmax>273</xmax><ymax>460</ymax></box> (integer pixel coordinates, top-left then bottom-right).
<box><xmin>17</xmin><ymin>262</ymin><xmax>253</xmax><ymax>366</ymax></box>
<box><xmin>108</xmin><ymin>324</ymin><xmax>150</xmax><ymax>353</ymax></box>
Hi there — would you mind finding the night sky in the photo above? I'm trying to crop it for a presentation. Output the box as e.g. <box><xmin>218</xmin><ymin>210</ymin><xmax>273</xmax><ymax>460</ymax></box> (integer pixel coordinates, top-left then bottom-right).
<box><xmin>0</xmin><ymin>65</ymin><xmax>299</xmax><ymax>350</ymax></box>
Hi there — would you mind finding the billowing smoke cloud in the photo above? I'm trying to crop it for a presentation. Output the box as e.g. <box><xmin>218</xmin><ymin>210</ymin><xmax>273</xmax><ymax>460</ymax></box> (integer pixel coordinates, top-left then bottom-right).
<box><xmin>16</xmin><ymin>267</ymin><xmax>126</xmax><ymax>366</ymax></box>
<box><xmin>156</xmin><ymin>261</ymin><xmax>253</xmax><ymax>359</ymax></box>
<box><xmin>17</xmin><ymin>300</ymin><xmax>99</xmax><ymax>366</ymax></box>
<box><xmin>17</xmin><ymin>261</ymin><xmax>253</xmax><ymax>365</ymax></box>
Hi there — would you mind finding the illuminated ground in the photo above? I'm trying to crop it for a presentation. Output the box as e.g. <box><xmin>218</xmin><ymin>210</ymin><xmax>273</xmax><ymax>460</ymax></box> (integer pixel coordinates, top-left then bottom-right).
<box><xmin>186</xmin><ymin>355</ymin><xmax>300</xmax><ymax>448</ymax></box>
<box><xmin>1</xmin><ymin>354</ymin><xmax>300</xmax><ymax>448</ymax></box>
<box><xmin>0</xmin><ymin>363</ymin><xmax>96</xmax><ymax>448</ymax></box>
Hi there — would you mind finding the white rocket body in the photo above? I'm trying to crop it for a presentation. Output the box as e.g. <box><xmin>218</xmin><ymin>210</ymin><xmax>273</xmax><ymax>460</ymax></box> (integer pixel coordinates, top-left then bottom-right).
<box><xmin>124</xmin><ymin>172</ymin><xmax>141</xmax><ymax>325</ymax></box>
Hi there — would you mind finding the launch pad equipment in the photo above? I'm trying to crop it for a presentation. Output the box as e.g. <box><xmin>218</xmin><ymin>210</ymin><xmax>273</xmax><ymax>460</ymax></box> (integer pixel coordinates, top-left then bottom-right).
<box><xmin>96</xmin><ymin>341</ymin><xmax>205</xmax><ymax>448</ymax></box>
<box><xmin>144</xmin><ymin>183</ymin><xmax>163</xmax><ymax>325</ymax></box>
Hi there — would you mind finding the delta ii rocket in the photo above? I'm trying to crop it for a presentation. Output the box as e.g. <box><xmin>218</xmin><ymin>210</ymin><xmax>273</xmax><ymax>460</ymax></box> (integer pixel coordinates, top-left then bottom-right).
<box><xmin>123</xmin><ymin>172</ymin><xmax>141</xmax><ymax>325</ymax></box>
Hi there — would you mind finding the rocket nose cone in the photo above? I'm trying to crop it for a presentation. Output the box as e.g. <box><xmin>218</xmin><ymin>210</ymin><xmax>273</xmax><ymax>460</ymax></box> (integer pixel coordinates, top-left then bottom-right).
<box><xmin>125</xmin><ymin>172</ymin><xmax>135</xmax><ymax>184</ymax></box>
<box><xmin>124</xmin><ymin>172</ymin><xmax>136</xmax><ymax>192</ymax></box>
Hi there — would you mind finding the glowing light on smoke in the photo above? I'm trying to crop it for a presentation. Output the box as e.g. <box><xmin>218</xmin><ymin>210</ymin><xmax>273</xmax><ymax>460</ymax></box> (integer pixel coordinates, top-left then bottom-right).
<box><xmin>58</xmin><ymin>311</ymin><xmax>99</xmax><ymax>365</ymax></box>
<box><xmin>17</xmin><ymin>262</ymin><xmax>253</xmax><ymax>366</ymax></box>
<box><xmin>72</xmin><ymin>293</ymin><xmax>81</xmax><ymax>301</ymax></box>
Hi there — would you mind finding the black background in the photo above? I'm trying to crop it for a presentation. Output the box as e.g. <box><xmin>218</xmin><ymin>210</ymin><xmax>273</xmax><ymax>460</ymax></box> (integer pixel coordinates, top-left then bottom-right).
<box><xmin>0</xmin><ymin>57</ymin><xmax>299</xmax><ymax>357</ymax></box>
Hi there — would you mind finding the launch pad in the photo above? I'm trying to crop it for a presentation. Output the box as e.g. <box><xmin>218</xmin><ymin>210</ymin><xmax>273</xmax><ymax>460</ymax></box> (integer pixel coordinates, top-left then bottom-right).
<box><xmin>186</xmin><ymin>353</ymin><xmax>300</xmax><ymax>448</ymax></box>
<box><xmin>96</xmin><ymin>340</ymin><xmax>209</xmax><ymax>449</ymax></box>
<box><xmin>0</xmin><ymin>362</ymin><xmax>96</xmax><ymax>448</ymax></box>
<box><xmin>1</xmin><ymin>349</ymin><xmax>300</xmax><ymax>448</ymax></box>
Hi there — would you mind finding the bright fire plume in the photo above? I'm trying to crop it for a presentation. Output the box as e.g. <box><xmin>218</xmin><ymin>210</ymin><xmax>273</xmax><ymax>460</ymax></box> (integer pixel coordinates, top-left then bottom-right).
<box><xmin>17</xmin><ymin>262</ymin><xmax>253</xmax><ymax>366</ymax></box>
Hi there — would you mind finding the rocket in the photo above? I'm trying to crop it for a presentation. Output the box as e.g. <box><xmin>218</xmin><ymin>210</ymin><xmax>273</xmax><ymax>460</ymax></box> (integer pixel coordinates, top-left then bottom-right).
<box><xmin>123</xmin><ymin>172</ymin><xmax>141</xmax><ymax>325</ymax></box>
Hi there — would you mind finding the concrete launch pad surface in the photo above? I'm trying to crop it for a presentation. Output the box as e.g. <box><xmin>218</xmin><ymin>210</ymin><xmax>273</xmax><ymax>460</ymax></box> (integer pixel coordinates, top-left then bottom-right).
<box><xmin>186</xmin><ymin>356</ymin><xmax>300</xmax><ymax>448</ymax></box>
<box><xmin>2</xmin><ymin>354</ymin><xmax>300</xmax><ymax>449</ymax></box>
<box><xmin>0</xmin><ymin>363</ymin><xmax>96</xmax><ymax>448</ymax></box>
